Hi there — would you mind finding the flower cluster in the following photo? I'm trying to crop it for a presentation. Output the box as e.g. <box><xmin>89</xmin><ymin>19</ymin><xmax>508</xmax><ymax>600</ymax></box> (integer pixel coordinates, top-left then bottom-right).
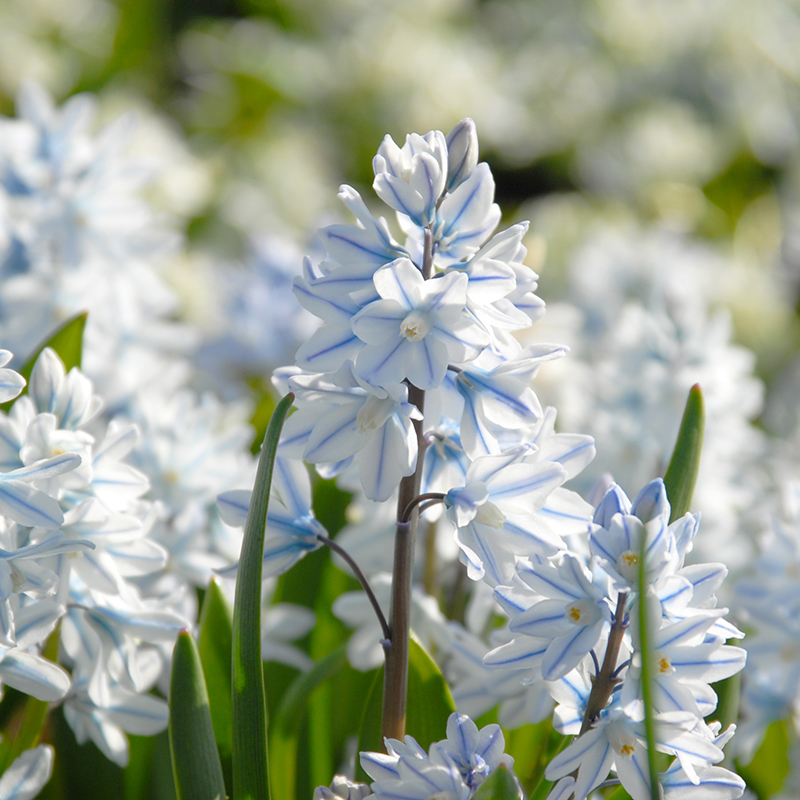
<box><xmin>0</xmin><ymin>347</ymin><xmax>187</xmax><ymax>782</ymax></box>
<box><xmin>239</xmin><ymin>121</ymin><xmax>750</xmax><ymax>800</ymax></box>
<box><xmin>485</xmin><ymin>478</ymin><xmax>746</xmax><ymax>800</ymax></box>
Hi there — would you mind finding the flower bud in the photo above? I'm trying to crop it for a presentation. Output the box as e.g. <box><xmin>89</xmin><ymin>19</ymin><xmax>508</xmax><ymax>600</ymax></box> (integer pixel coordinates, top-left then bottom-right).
<box><xmin>445</xmin><ymin>117</ymin><xmax>479</xmax><ymax>192</ymax></box>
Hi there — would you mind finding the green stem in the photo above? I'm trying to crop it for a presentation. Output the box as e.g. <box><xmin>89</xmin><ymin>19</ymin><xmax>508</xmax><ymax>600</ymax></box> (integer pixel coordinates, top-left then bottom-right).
<box><xmin>638</xmin><ymin>542</ymin><xmax>661</xmax><ymax>800</ymax></box>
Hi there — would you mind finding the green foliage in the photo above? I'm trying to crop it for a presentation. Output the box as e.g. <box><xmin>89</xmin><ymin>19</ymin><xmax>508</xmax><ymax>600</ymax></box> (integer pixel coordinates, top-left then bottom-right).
<box><xmin>198</xmin><ymin>578</ymin><xmax>235</xmax><ymax>792</ymax></box>
<box><xmin>355</xmin><ymin>635</ymin><xmax>456</xmax><ymax>782</ymax></box>
<box><xmin>169</xmin><ymin>631</ymin><xmax>227</xmax><ymax>800</ymax></box>
<box><xmin>269</xmin><ymin>645</ymin><xmax>348</xmax><ymax>800</ymax></box>
<box><xmin>504</xmin><ymin>719</ymin><xmax>566</xmax><ymax>798</ymax></box>
<box><xmin>0</xmin><ymin>312</ymin><xmax>87</xmax><ymax>413</ymax></box>
<box><xmin>663</xmin><ymin>384</ymin><xmax>705</xmax><ymax>523</ymax></box>
<box><xmin>737</xmin><ymin>719</ymin><xmax>792</xmax><ymax>799</ymax></box>
<box><xmin>472</xmin><ymin>765</ymin><xmax>523</xmax><ymax>800</ymax></box>
<box><xmin>232</xmin><ymin>392</ymin><xmax>294</xmax><ymax>800</ymax></box>
<box><xmin>638</xmin><ymin>549</ymin><xmax>660</xmax><ymax>800</ymax></box>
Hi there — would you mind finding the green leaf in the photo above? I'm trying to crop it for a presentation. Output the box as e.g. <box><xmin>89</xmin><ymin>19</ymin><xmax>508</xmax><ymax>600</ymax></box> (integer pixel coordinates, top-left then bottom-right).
<box><xmin>526</xmin><ymin>720</ymin><xmax>573</xmax><ymax>800</ymax></box>
<box><xmin>269</xmin><ymin>645</ymin><xmax>348</xmax><ymax>800</ymax></box>
<box><xmin>355</xmin><ymin>634</ymin><xmax>456</xmax><ymax>781</ymax></box>
<box><xmin>198</xmin><ymin>578</ymin><xmax>235</xmax><ymax>791</ymax></box>
<box><xmin>638</xmin><ymin>556</ymin><xmax>660</xmax><ymax>800</ymax></box>
<box><xmin>663</xmin><ymin>384</ymin><xmax>705</xmax><ymax>523</ymax></box>
<box><xmin>0</xmin><ymin>312</ymin><xmax>87</xmax><ymax>413</ymax></box>
<box><xmin>169</xmin><ymin>631</ymin><xmax>227</xmax><ymax>800</ymax></box>
<box><xmin>504</xmin><ymin>718</ymin><xmax>561</xmax><ymax>796</ymax></box>
<box><xmin>736</xmin><ymin>719</ymin><xmax>791</xmax><ymax>799</ymax></box>
<box><xmin>232</xmin><ymin>392</ymin><xmax>294</xmax><ymax>800</ymax></box>
<box><xmin>303</xmin><ymin>549</ymin><xmax>372</xmax><ymax>795</ymax></box>
<box><xmin>472</xmin><ymin>765</ymin><xmax>523</xmax><ymax>800</ymax></box>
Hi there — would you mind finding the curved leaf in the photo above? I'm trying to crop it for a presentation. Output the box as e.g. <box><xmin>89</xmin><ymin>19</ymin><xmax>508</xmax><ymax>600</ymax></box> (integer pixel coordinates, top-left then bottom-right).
<box><xmin>232</xmin><ymin>393</ymin><xmax>294</xmax><ymax>800</ymax></box>
<box><xmin>663</xmin><ymin>384</ymin><xmax>705</xmax><ymax>523</ymax></box>
<box><xmin>169</xmin><ymin>631</ymin><xmax>226</xmax><ymax>800</ymax></box>
<box><xmin>198</xmin><ymin>579</ymin><xmax>234</xmax><ymax>791</ymax></box>
<box><xmin>0</xmin><ymin>312</ymin><xmax>87</xmax><ymax>413</ymax></box>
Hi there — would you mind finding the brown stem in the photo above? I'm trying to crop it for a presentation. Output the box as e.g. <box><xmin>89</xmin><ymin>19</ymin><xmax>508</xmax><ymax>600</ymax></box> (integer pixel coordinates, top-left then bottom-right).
<box><xmin>579</xmin><ymin>591</ymin><xmax>629</xmax><ymax>735</ymax></box>
<box><xmin>381</xmin><ymin>223</ymin><xmax>435</xmax><ymax>744</ymax></box>
<box><xmin>381</xmin><ymin>382</ymin><xmax>426</xmax><ymax>743</ymax></box>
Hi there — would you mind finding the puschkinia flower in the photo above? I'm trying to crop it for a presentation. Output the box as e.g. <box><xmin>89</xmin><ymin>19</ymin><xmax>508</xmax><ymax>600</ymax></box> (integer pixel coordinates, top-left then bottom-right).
<box><xmin>360</xmin><ymin>712</ymin><xmax>515</xmax><ymax>799</ymax></box>
<box><xmin>372</xmin><ymin>130</ymin><xmax>449</xmax><ymax>227</ymax></box>
<box><xmin>0</xmin><ymin>350</ymin><xmax>25</xmax><ymax>403</ymax></box>
<box><xmin>351</xmin><ymin>259</ymin><xmax>487</xmax><ymax>391</ymax></box>
<box><xmin>277</xmin><ymin>363</ymin><xmax>422</xmax><ymax>502</ymax></box>
<box><xmin>444</xmin><ymin>447</ymin><xmax>569</xmax><ymax>585</ymax></box>
<box><xmin>216</xmin><ymin>454</ymin><xmax>327</xmax><ymax>579</ymax></box>
<box><xmin>480</xmin><ymin>478</ymin><xmax>745</xmax><ymax>800</ymax></box>
<box><xmin>0</xmin><ymin>744</ymin><xmax>54</xmax><ymax>800</ymax></box>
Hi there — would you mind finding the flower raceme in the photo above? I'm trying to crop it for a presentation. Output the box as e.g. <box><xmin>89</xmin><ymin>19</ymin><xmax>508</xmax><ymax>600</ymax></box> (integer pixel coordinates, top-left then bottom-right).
<box><xmin>223</xmin><ymin>120</ymin><xmax>745</xmax><ymax>800</ymax></box>
<box><xmin>280</xmin><ymin>119</ymin><xmax>554</xmax><ymax>502</ymax></box>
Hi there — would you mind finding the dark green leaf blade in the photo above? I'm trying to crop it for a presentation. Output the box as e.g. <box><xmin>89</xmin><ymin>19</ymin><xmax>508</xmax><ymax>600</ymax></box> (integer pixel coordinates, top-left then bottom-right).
<box><xmin>472</xmin><ymin>765</ymin><xmax>523</xmax><ymax>800</ymax></box>
<box><xmin>198</xmin><ymin>578</ymin><xmax>235</xmax><ymax>790</ymax></box>
<box><xmin>663</xmin><ymin>384</ymin><xmax>705</xmax><ymax>523</ymax></box>
<box><xmin>1</xmin><ymin>312</ymin><xmax>87</xmax><ymax>413</ymax></box>
<box><xmin>169</xmin><ymin>630</ymin><xmax>226</xmax><ymax>800</ymax></box>
<box><xmin>232</xmin><ymin>392</ymin><xmax>294</xmax><ymax>800</ymax></box>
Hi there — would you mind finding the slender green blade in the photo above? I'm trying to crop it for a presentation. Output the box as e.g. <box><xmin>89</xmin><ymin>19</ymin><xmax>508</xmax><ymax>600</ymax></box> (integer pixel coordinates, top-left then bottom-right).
<box><xmin>169</xmin><ymin>631</ymin><xmax>227</xmax><ymax>800</ymax></box>
<box><xmin>198</xmin><ymin>578</ymin><xmax>235</xmax><ymax>791</ymax></box>
<box><xmin>472</xmin><ymin>765</ymin><xmax>523</xmax><ymax>800</ymax></box>
<box><xmin>638</xmin><ymin>557</ymin><xmax>660</xmax><ymax>800</ymax></box>
<box><xmin>1</xmin><ymin>312</ymin><xmax>87</xmax><ymax>413</ymax></box>
<box><xmin>232</xmin><ymin>392</ymin><xmax>294</xmax><ymax>800</ymax></box>
<box><xmin>355</xmin><ymin>635</ymin><xmax>455</xmax><ymax>781</ymax></box>
<box><xmin>663</xmin><ymin>384</ymin><xmax>705</xmax><ymax>523</ymax></box>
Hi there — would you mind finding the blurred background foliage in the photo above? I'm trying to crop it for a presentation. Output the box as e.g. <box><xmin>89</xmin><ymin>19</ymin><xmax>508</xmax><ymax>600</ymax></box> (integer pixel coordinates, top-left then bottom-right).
<box><xmin>5</xmin><ymin>0</ymin><xmax>800</xmax><ymax>395</ymax></box>
<box><xmin>3</xmin><ymin>1</ymin><xmax>800</xmax><ymax>797</ymax></box>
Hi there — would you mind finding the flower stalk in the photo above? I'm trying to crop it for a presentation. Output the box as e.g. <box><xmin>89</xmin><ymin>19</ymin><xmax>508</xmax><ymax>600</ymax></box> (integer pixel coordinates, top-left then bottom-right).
<box><xmin>381</xmin><ymin>225</ymin><xmax>435</xmax><ymax>743</ymax></box>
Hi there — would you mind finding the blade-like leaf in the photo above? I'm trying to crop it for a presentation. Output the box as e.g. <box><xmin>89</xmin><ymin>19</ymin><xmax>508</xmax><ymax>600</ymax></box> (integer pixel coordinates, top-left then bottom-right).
<box><xmin>638</xmin><ymin>551</ymin><xmax>660</xmax><ymax>800</ymax></box>
<box><xmin>232</xmin><ymin>393</ymin><xmax>294</xmax><ymax>800</ymax></box>
<box><xmin>169</xmin><ymin>631</ymin><xmax>226</xmax><ymax>800</ymax></box>
<box><xmin>198</xmin><ymin>579</ymin><xmax>234</xmax><ymax>792</ymax></box>
<box><xmin>663</xmin><ymin>384</ymin><xmax>705</xmax><ymax>523</ymax></box>
<box><xmin>356</xmin><ymin>635</ymin><xmax>456</xmax><ymax>781</ymax></box>
<box><xmin>0</xmin><ymin>313</ymin><xmax>87</xmax><ymax>413</ymax></box>
<box><xmin>472</xmin><ymin>765</ymin><xmax>523</xmax><ymax>800</ymax></box>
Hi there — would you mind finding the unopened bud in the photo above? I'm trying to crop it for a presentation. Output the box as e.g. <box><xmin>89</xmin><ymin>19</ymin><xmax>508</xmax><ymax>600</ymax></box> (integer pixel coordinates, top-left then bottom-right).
<box><xmin>445</xmin><ymin>118</ymin><xmax>479</xmax><ymax>192</ymax></box>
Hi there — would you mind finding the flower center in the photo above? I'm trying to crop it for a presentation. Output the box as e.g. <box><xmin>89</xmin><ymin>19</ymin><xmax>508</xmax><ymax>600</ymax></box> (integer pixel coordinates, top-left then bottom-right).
<box><xmin>356</xmin><ymin>394</ymin><xmax>393</xmax><ymax>433</ymax></box>
<box><xmin>655</xmin><ymin>650</ymin><xmax>675</xmax><ymax>675</ymax></box>
<box><xmin>616</xmin><ymin>549</ymin><xmax>641</xmax><ymax>582</ymax></box>
<box><xmin>564</xmin><ymin>598</ymin><xmax>601</xmax><ymax>627</ymax></box>
<box><xmin>474</xmin><ymin>500</ymin><xmax>506</xmax><ymax>529</ymax></box>
<box><xmin>400</xmin><ymin>310</ymin><xmax>432</xmax><ymax>341</ymax></box>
